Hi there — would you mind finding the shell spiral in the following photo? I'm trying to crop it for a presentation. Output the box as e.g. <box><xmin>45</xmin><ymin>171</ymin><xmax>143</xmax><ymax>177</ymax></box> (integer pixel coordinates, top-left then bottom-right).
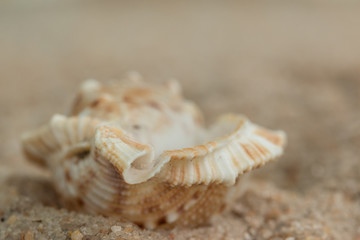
<box><xmin>21</xmin><ymin>76</ymin><xmax>286</xmax><ymax>229</ymax></box>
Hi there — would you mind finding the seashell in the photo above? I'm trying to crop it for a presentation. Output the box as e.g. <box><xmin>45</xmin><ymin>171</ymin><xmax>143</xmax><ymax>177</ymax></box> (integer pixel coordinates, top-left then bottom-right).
<box><xmin>21</xmin><ymin>75</ymin><xmax>286</xmax><ymax>229</ymax></box>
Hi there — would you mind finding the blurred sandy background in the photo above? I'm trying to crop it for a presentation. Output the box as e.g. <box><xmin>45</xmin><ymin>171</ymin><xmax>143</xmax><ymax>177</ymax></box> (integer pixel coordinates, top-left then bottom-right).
<box><xmin>0</xmin><ymin>1</ymin><xmax>360</xmax><ymax>239</ymax></box>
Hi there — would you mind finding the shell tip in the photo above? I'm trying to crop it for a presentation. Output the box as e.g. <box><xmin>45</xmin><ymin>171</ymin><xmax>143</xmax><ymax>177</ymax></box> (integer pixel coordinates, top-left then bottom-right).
<box><xmin>126</xmin><ymin>71</ymin><xmax>143</xmax><ymax>83</ymax></box>
<box><xmin>81</xmin><ymin>79</ymin><xmax>101</xmax><ymax>92</ymax></box>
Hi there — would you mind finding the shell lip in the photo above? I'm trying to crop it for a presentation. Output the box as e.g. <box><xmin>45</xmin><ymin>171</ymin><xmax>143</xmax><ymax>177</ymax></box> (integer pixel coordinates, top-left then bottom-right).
<box><xmin>94</xmin><ymin>113</ymin><xmax>286</xmax><ymax>186</ymax></box>
<box><xmin>93</xmin><ymin>125</ymin><xmax>172</xmax><ymax>184</ymax></box>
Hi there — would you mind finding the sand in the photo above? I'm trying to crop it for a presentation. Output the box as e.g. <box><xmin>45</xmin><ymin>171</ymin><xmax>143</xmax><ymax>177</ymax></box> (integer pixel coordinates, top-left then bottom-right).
<box><xmin>0</xmin><ymin>1</ymin><xmax>359</xmax><ymax>239</ymax></box>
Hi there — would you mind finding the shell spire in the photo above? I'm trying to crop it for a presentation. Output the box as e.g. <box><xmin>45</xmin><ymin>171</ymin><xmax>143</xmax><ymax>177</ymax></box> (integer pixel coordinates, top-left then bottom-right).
<box><xmin>21</xmin><ymin>76</ymin><xmax>286</xmax><ymax>229</ymax></box>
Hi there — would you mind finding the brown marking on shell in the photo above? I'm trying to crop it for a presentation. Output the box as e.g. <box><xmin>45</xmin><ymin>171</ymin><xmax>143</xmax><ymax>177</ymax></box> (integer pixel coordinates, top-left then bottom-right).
<box><xmin>61</xmin><ymin>196</ymin><xmax>85</xmax><ymax>211</ymax></box>
<box><xmin>194</xmin><ymin>111</ymin><xmax>204</xmax><ymax>126</ymax></box>
<box><xmin>132</xmin><ymin>124</ymin><xmax>141</xmax><ymax>130</ymax></box>
<box><xmin>94</xmin><ymin>97</ymin><xmax>121</xmax><ymax>114</ymax></box>
<box><xmin>156</xmin><ymin>216</ymin><xmax>167</xmax><ymax>226</ymax></box>
<box><xmin>77</xmin><ymin>180</ymin><xmax>88</xmax><ymax>193</ymax></box>
<box><xmin>112</xmin><ymin>207</ymin><xmax>123</xmax><ymax>215</ymax></box>
<box><xmin>146</xmin><ymin>204</ymin><xmax>161</xmax><ymax>214</ymax></box>
<box><xmin>122</xmin><ymin>88</ymin><xmax>153</xmax><ymax>104</ymax></box>
<box><xmin>73</xmin><ymin>168</ymin><xmax>97</xmax><ymax>199</ymax></box>
<box><xmin>147</xmin><ymin>100</ymin><xmax>162</xmax><ymax>110</ymax></box>
<box><xmin>192</xmin><ymin>191</ymin><xmax>201</xmax><ymax>199</ymax></box>
<box><xmin>208</xmin><ymin>141</ymin><xmax>217</xmax><ymax>148</ymax></box>
<box><xmin>123</xmin><ymin>95</ymin><xmax>132</xmax><ymax>103</ymax></box>
<box><xmin>76</xmin><ymin>150</ymin><xmax>91</xmax><ymax>160</ymax></box>
<box><xmin>152</xmin><ymin>114</ymin><xmax>172</xmax><ymax>133</ymax></box>
<box><xmin>64</xmin><ymin>168</ymin><xmax>71</xmax><ymax>182</ymax></box>
<box><xmin>194</xmin><ymin>164</ymin><xmax>200</xmax><ymax>180</ymax></box>
<box><xmin>76</xmin><ymin>198</ymin><xmax>85</xmax><ymax>208</ymax></box>
<box><xmin>255</xmin><ymin>128</ymin><xmax>284</xmax><ymax>146</ymax></box>
<box><xmin>171</xmin><ymin>104</ymin><xmax>182</xmax><ymax>112</ymax></box>
<box><xmin>230</xmin><ymin>154</ymin><xmax>240</xmax><ymax>168</ymax></box>
<box><xmin>103</xmin><ymin>127</ymin><xmax>147</xmax><ymax>151</ymax></box>
<box><xmin>177</xmin><ymin>204</ymin><xmax>185</xmax><ymax>214</ymax></box>
<box><xmin>250</xmin><ymin>140</ymin><xmax>270</xmax><ymax>156</ymax></box>
<box><xmin>134</xmin><ymin>221</ymin><xmax>145</xmax><ymax>228</ymax></box>
<box><xmin>165</xmin><ymin>144</ymin><xmax>210</xmax><ymax>160</ymax></box>
<box><xmin>88</xmin><ymin>169</ymin><xmax>96</xmax><ymax>179</ymax></box>
<box><xmin>90</xmin><ymin>99</ymin><xmax>101</xmax><ymax>108</ymax></box>
<box><xmin>240</xmin><ymin>143</ymin><xmax>260</xmax><ymax>164</ymax></box>
<box><xmin>196</xmin><ymin>144</ymin><xmax>209</xmax><ymax>153</ymax></box>
<box><xmin>219</xmin><ymin>203</ymin><xmax>226</xmax><ymax>213</ymax></box>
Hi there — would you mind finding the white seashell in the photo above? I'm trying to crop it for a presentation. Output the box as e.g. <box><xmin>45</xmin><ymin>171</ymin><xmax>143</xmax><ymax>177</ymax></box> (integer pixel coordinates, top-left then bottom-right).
<box><xmin>21</xmin><ymin>76</ymin><xmax>286</xmax><ymax>229</ymax></box>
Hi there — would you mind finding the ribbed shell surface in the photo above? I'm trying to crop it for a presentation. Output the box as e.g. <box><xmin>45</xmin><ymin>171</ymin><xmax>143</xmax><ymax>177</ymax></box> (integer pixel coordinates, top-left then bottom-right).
<box><xmin>21</xmin><ymin>77</ymin><xmax>286</xmax><ymax>229</ymax></box>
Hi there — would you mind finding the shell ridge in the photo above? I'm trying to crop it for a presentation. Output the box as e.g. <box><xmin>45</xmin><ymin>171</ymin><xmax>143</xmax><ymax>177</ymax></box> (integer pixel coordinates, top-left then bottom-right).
<box><xmin>158</xmin><ymin>114</ymin><xmax>286</xmax><ymax>186</ymax></box>
<box><xmin>21</xmin><ymin>115</ymin><xmax>100</xmax><ymax>167</ymax></box>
